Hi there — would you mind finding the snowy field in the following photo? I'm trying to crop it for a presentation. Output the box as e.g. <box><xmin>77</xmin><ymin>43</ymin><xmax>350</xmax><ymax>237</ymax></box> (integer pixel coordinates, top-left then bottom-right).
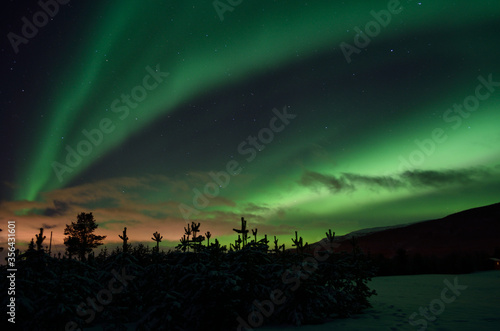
<box><xmin>261</xmin><ymin>271</ymin><xmax>500</xmax><ymax>331</ymax></box>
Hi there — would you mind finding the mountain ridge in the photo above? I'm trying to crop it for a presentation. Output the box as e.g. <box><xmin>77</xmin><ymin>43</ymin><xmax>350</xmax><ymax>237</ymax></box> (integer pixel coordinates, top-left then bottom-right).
<box><xmin>313</xmin><ymin>202</ymin><xmax>500</xmax><ymax>258</ymax></box>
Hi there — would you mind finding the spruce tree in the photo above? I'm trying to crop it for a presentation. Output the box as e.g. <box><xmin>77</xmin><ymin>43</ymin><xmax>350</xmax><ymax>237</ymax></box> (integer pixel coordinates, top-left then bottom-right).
<box><xmin>152</xmin><ymin>231</ymin><xmax>163</xmax><ymax>252</ymax></box>
<box><xmin>119</xmin><ymin>227</ymin><xmax>129</xmax><ymax>253</ymax></box>
<box><xmin>35</xmin><ymin>228</ymin><xmax>46</xmax><ymax>251</ymax></box>
<box><xmin>63</xmin><ymin>212</ymin><xmax>106</xmax><ymax>261</ymax></box>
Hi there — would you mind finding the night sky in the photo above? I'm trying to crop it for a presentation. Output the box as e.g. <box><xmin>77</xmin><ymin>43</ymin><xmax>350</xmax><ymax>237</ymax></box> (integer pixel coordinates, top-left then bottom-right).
<box><xmin>1</xmin><ymin>0</ymin><xmax>500</xmax><ymax>253</ymax></box>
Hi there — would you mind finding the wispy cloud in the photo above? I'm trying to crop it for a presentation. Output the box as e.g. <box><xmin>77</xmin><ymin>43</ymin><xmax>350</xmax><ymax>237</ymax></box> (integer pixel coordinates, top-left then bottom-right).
<box><xmin>401</xmin><ymin>168</ymin><xmax>491</xmax><ymax>188</ymax></box>
<box><xmin>43</xmin><ymin>200</ymin><xmax>70</xmax><ymax>216</ymax></box>
<box><xmin>41</xmin><ymin>223</ymin><xmax>58</xmax><ymax>229</ymax></box>
<box><xmin>0</xmin><ymin>174</ymin><xmax>255</xmax><ymax>251</ymax></box>
<box><xmin>299</xmin><ymin>167</ymin><xmax>497</xmax><ymax>193</ymax></box>
<box><xmin>299</xmin><ymin>171</ymin><xmax>354</xmax><ymax>193</ymax></box>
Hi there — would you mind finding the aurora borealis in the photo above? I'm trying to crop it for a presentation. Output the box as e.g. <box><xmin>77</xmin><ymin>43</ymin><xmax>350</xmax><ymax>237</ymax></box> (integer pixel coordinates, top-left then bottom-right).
<box><xmin>1</xmin><ymin>0</ymin><xmax>500</xmax><ymax>253</ymax></box>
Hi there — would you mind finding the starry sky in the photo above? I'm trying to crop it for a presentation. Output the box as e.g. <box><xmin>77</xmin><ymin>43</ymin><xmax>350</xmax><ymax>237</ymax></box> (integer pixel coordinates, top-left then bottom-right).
<box><xmin>1</xmin><ymin>0</ymin><xmax>500</xmax><ymax>254</ymax></box>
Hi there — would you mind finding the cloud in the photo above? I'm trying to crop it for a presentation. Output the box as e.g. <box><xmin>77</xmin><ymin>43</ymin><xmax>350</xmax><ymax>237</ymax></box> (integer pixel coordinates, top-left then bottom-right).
<box><xmin>299</xmin><ymin>167</ymin><xmax>496</xmax><ymax>193</ymax></box>
<box><xmin>0</xmin><ymin>173</ymin><xmax>257</xmax><ymax>250</ymax></box>
<box><xmin>299</xmin><ymin>171</ymin><xmax>353</xmax><ymax>193</ymax></box>
<box><xmin>400</xmin><ymin>169</ymin><xmax>490</xmax><ymax>188</ymax></box>
<box><xmin>342</xmin><ymin>173</ymin><xmax>404</xmax><ymax>191</ymax></box>
<box><xmin>244</xmin><ymin>203</ymin><xmax>270</xmax><ymax>213</ymax></box>
<box><xmin>41</xmin><ymin>223</ymin><xmax>58</xmax><ymax>229</ymax></box>
<box><xmin>43</xmin><ymin>200</ymin><xmax>70</xmax><ymax>216</ymax></box>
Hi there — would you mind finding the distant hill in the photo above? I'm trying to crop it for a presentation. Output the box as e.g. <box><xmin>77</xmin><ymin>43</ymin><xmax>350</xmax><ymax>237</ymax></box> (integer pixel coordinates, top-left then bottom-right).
<box><xmin>313</xmin><ymin>202</ymin><xmax>500</xmax><ymax>258</ymax></box>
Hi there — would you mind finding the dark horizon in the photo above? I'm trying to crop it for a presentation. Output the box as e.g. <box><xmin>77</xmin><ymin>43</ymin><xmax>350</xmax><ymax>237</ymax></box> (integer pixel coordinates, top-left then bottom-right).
<box><xmin>2</xmin><ymin>200</ymin><xmax>499</xmax><ymax>265</ymax></box>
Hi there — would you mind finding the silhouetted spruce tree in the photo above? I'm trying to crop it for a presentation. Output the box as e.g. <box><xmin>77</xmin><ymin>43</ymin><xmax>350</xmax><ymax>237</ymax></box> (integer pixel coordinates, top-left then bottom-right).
<box><xmin>177</xmin><ymin>235</ymin><xmax>189</xmax><ymax>252</ymax></box>
<box><xmin>326</xmin><ymin>229</ymin><xmax>335</xmax><ymax>244</ymax></box>
<box><xmin>22</xmin><ymin>238</ymin><xmax>37</xmax><ymax>260</ymax></box>
<box><xmin>210</xmin><ymin>238</ymin><xmax>226</xmax><ymax>251</ymax></box>
<box><xmin>152</xmin><ymin>231</ymin><xmax>163</xmax><ymax>252</ymax></box>
<box><xmin>273</xmin><ymin>236</ymin><xmax>285</xmax><ymax>254</ymax></box>
<box><xmin>35</xmin><ymin>228</ymin><xmax>46</xmax><ymax>251</ymax></box>
<box><xmin>63</xmin><ymin>212</ymin><xmax>106</xmax><ymax>261</ymax></box>
<box><xmin>230</xmin><ymin>235</ymin><xmax>242</xmax><ymax>251</ymax></box>
<box><xmin>132</xmin><ymin>243</ymin><xmax>151</xmax><ymax>258</ymax></box>
<box><xmin>233</xmin><ymin>217</ymin><xmax>249</xmax><ymax>247</ymax></box>
<box><xmin>205</xmin><ymin>231</ymin><xmax>211</xmax><ymax>246</ymax></box>
<box><xmin>190</xmin><ymin>222</ymin><xmax>205</xmax><ymax>251</ymax></box>
<box><xmin>291</xmin><ymin>230</ymin><xmax>308</xmax><ymax>254</ymax></box>
<box><xmin>252</xmin><ymin>228</ymin><xmax>258</xmax><ymax>242</ymax></box>
<box><xmin>191</xmin><ymin>222</ymin><xmax>200</xmax><ymax>239</ymax></box>
<box><xmin>28</xmin><ymin>238</ymin><xmax>35</xmax><ymax>251</ymax></box>
<box><xmin>118</xmin><ymin>227</ymin><xmax>129</xmax><ymax>253</ymax></box>
<box><xmin>184</xmin><ymin>223</ymin><xmax>192</xmax><ymax>252</ymax></box>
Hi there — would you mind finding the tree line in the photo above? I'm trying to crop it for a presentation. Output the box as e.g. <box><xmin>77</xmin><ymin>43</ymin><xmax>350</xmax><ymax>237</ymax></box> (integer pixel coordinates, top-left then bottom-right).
<box><xmin>24</xmin><ymin>213</ymin><xmax>315</xmax><ymax>261</ymax></box>
<box><xmin>2</xmin><ymin>212</ymin><xmax>378</xmax><ymax>330</ymax></box>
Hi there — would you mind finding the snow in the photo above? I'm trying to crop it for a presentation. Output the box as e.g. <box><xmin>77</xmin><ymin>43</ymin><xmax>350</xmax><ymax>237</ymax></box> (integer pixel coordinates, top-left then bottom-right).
<box><xmin>260</xmin><ymin>271</ymin><xmax>500</xmax><ymax>331</ymax></box>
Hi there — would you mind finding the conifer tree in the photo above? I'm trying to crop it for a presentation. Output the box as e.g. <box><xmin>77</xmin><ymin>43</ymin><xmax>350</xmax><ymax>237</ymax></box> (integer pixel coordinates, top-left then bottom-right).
<box><xmin>119</xmin><ymin>227</ymin><xmax>129</xmax><ymax>253</ymax></box>
<box><xmin>152</xmin><ymin>231</ymin><xmax>163</xmax><ymax>252</ymax></box>
<box><xmin>63</xmin><ymin>212</ymin><xmax>106</xmax><ymax>261</ymax></box>
<box><xmin>28</xmin><ymin>238</ymin><xmax>36</xmax><ymax>252</ymax></box>
<box><xmin>233</xmin><ymin>217</ymin><xmax>249</xmax><ymax>247</ymax></box>
<box><xmin>184</xmin><ymin>223</ymin><xmax>192</xmax><ymax>252</ymax></box>
<box><xmin>205</xmin><ymin>231</ymin><xmax>212</xmax><ymax>246</ymax></box>
<box><xmin>35</xmin><ymin>228</ymin><xmax>46</xmax><ymax>251</ymax></box>
<box><xmin>177</xmin><ymin>235</ymin><xmax>189</xmax><ymax>252</ymax></box>
<box><xmin>273</xmin><ymin>236</ymin><xmax>285</xmax><ymax>253</ymax></box>
<box><xmin>252</xmin><ymin>228</ymin><xmax>258</xmax><ymax>242</ymax></box>
<box><xmin>291</xmin><ymin>231</ymin><xmax>308</xmax><ymax>254</ymax></box>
